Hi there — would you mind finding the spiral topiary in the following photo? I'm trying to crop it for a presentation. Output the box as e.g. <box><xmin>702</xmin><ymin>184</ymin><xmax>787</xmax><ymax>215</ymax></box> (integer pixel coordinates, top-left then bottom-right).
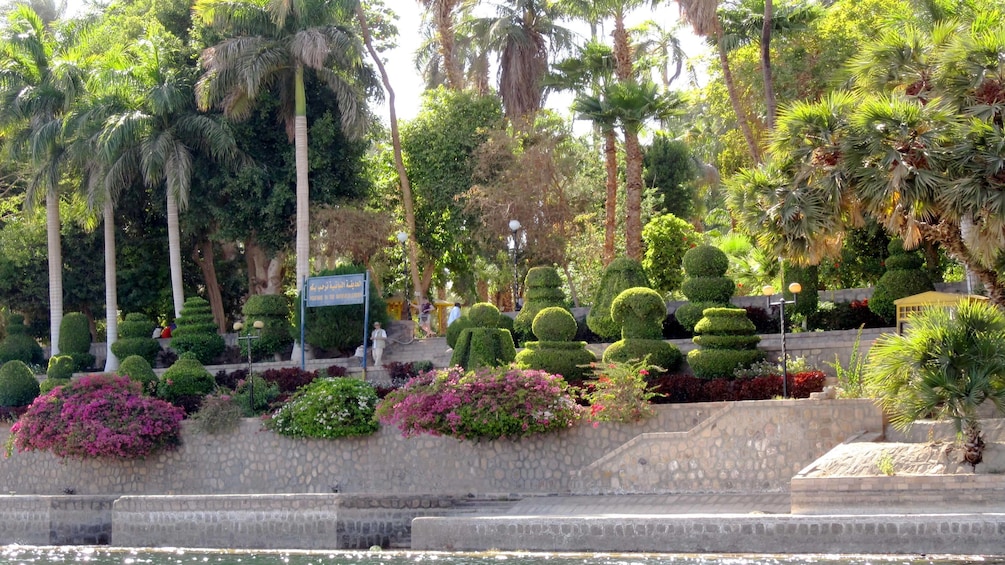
<box><xmin>687</xmin><ymin>307</ymin><xmax>764</xmax><ymax>379</ymax></box>
<box><xmin>515</xmin><ymin>307</ymin><xmax>596</xmax><ymax>382</ymax></box>
<box><xmin>111</xmin><ymin>313</ymin><xmax>162</xmax><ymax>365</ymax></box>
<box><xmin>58</xmin><ymin>312</ymin><xmax>94</xmax><ymax>371</ymax></box>
<box><xmin>170</xmin><ymin>297</ymin><xmax>225</xmax><ymax>364</ymax></box>
<box><xmin>0</xmin><ymin>360</ymin><xmax>41</xmax><ymax>407</ymax></box>
<box><xmin>602</xmin><ymin>287</ymin><xmax>682</xmax><ymax>373</ymax></box>
<box><xmin>587</xmin><ymin>258</ymin><xmax>650</xmax><ymax>341</ymax></box>
<box><xmin>158</xmin><ymin>352</ymin><xmax>215</xmax><ymax>414</ymax></box>
<box><xmin>449</xmin><ymin>303</ymin><xmax>516</xmax><ymax>370</ymax></box>
<box><xmin>241</xmin><ymin>294</ymin><xmax>293</xmax><ymax>359</ymax></box>
<box><xmin>513</xmin><ymin>266</ymin><xmax>568</xmax><ymax>343</ymax></box>
<box><xmin>0</xmin><ymin>314</ymin><xmax>44</xmax><ymax>366</ymax></box>
<box><xmin>117</xmin><ymin>355</ymin><xmax>158</xmax><ymax>395</ymax></box>
<box><xmin>869</xmin><ymin>238</ymin><xmax>934</xmax><ymax>323</ymax></box>
<box><xmin>674</xmin><ymin>245</ymin><xmax>736</xmax><ymax>332</ymax></box>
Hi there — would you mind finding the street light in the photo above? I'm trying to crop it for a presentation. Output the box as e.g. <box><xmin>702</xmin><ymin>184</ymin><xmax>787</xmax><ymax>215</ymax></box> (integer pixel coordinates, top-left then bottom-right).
<box><xmin>509</xmin><ymin>219</ymin><xmax>522</xmax><ymax>311</ymax></box>
<box><xmin>762</xmin><ymin>282</ymin><xmax>802</xmax><ymax>398</ymax></box>
<box><xmin>234</xmin><ymin>320</ymin><xmax>264</xmax><ymax>413</ymax></box>
<box><xmin>396</xmin><ymin>231</ymin><xmax>409</xmax><ymax>320</ymax></box>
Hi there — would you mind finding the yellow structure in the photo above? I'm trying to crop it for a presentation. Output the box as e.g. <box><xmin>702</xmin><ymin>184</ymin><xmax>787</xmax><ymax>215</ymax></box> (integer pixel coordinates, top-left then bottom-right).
<box><xmin>893</xmin><ymin>291</ymin><xmax>988</xmax><ymax>334</ymax></box>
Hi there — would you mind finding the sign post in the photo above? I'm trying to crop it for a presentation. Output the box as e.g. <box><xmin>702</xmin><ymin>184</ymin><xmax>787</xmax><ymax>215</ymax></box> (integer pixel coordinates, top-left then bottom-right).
<box><xmin>300</xmin><ymin>273</ymin><xmax>370</xmax><ymax>373</ymax></box>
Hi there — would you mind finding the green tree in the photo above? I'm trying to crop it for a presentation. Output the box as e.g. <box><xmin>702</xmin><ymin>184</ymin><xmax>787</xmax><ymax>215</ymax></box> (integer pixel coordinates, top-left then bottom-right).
<box><xmin>643</xmin><ymin>134</ymin><xmax>697</xmax><ymax>219</ymax></box>
<box><xmin>641</xmin><ymin>213</ymin><xmax>699</xmax><ymax>296</ymax></box>
<box><xmin>866</xmin><ymin>299</ymin><xmax>1005</xmax><ymax>470</ymax></box>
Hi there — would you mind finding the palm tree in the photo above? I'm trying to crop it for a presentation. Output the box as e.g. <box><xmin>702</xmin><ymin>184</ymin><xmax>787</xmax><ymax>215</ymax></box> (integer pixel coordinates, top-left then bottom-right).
<box><xmin>195</xmin><ymin>0</ymin><xmax>379</xmax><ymax>300</ymax></box>
<box><xmin>632</xmin><ymin>20</ymin><xmax>687</xmax><ymax>89</ymax></box>
<box><xmin>866</xmin><ymin>299</ymin><xmax>1005</xmax><ymax>470</ymax></box>
<box><xmin>676</xmin><ymin>0</ymin><xmax>762</xmax><ymax>162</ymax></box>
<box><xmin>0</xmin><ymin>5</ymin><xmax>85</xmax><ymax>355</ymax></box>
<box><xmin>469</xmin><ymin>0</ymin><xmax>573</xmax><ymax>123</ymax></box>
<box><xmin>415</xmin><ymin>13</ymin><xmax>490</xmax><ymax>94</ymax></box>
<box><xmin>416</xmin><ymin>0</ymin><xmax>467</xmax><ymax>90</ymax></box>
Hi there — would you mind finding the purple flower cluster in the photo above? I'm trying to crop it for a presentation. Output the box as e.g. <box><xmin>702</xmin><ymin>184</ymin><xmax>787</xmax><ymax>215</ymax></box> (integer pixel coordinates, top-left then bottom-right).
<box><xmin>375</xmin><ymin>366</ymin><xmax>582</xmax><ymax>441</ymax></box>
<box><xmin>8</xmin><ymin>374</ymin><xmax>184</xmax><ymax>460</ymax></box>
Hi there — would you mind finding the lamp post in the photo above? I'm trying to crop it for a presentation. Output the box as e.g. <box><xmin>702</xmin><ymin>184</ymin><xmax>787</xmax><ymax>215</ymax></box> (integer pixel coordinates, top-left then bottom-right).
<box><xmin>234</xmin><ymin>320</ymin><xmax>264</xmax><ymax>413</ymax></box>
<box><xmin>396</xmin><ymin>231</ymin><xmax>409</xmax><ymax>320</ymax></box>
<box><xmin>508</xmin><ymin>219</ymin><xmax>522</xmax><ymax>311</ymax></box>
<box><xmin>762</xmin><ymin>282</ymin><xmax>802</xmax><ymax>398</ymax></box>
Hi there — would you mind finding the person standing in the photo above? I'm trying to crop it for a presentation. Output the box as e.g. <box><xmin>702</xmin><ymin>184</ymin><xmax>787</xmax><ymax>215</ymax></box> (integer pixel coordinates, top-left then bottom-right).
<box><xmin>419</xmin><ymin>299</ymin><xmax>434</xmax><ymax>335</ymax></box>
<box><xmin>447</xmin><ymin>302</ymin><xmax>462</xmax><ymax>326</ymax></box>
<box><xmin>370</xmin><ymin>322</ymin><xmax>387</xmax><ymax>365</ymax></box>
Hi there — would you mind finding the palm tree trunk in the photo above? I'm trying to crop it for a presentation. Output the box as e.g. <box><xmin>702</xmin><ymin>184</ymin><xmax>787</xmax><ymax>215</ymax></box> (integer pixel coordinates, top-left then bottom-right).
<box><xmin>166</xmin><ymin>189</ymin><xmax>185</xmax><ymax>319</ymax></box>
<box><xmin>715</xmin><ymin>27</ymin><xmax>762</xmax><ymax>163</ymax></box>
<box><xmin>103</xmin><ymin>200</ymin><xmax>119</xmax><ymax>372</ymax></box>
<box><xmin>612</xmin><ymin>11</ymin><xmax>632</xmax><ymax>81</ymax></box>
<box><xmin>436</xmin><ymin>0</ymin><xmax>464</xmax><ymax>90</ymax></box>
<box><xmin>357</xmin><ymin>5</ymin><xmax>423</xmax><ymax>305</ymax></box>
<box><xmin>294</xmin><ymin>64</ymin><xmax>310</xmax><ymax>294</ymax></box>
<box><xmin>761</xmin><ymin>0</ymin><xmax>777</xmax><ymax>131</ymax></box>
<box><xmin>603</xmin><ymin>128</ymin><xmax>618</xmax><ymax>265</ymax></box>
<box><xmin>47</xmin><ymin>192</ymin><xmax>62</xmax><ymax>356</ymax></box>
<box><xmin>624</xmin><ymin>129</ymin><xmax>644</xmax><ymax>261</ymax></box>
<box><xmin>921</xmin><ymin>220</ymin><xmax>1005</xmax><ymax>306</ymax></box>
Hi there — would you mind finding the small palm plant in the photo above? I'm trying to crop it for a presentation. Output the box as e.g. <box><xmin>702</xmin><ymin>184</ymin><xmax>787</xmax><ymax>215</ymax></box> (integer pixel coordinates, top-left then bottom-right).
<box><xmin>865</xmin><ymin>300</ymin><xmax>1005</xmax><ymax>470</ymax></box>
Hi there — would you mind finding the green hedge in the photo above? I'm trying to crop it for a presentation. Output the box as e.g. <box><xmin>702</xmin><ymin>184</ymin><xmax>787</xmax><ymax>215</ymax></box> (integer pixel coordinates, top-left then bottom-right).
<box><xmin>532</xmin><ymin>307</ymin><xmax>577</xmax><ymax>341</ymax></box>
<box><xmin>58</xmin><ymin>312</ymin><xmax>94</xmax><ymax>371</ymax></box>
<box><xmin>112</xmin><ymin>313</ymin><xmax>162</xmax><ymax>365</ymax></box>
<box><xmin>514</xmin><ymin>266</ymin><xmax>567</xmax><ymax>342</ymax></box>
<box><xmin>680</xmin><ymin>277</ymin><xmax>735</xmax><ymax>303</ymax></box>
<box><xmin>515</xmin><ymin>342</ymin><xmax>596</xmax><ymax>383</ymax></box>
<box><xmin>118</xmin><ymin>355</ymin><xmax>158</xmax><ymax>394</ymax></box>
<box><xmin>682</xmin><ymin>245</ymin><xmax>729</xmax><ymax>277</ymax></box>
<box><xmin>611</xmin><ymin>287</ymin><xmax>666</xmax><ymax>340</ymax></box>
<box><xmin>46</xmin><ymin>355</ymin><xmax>74</xmax><ymax>381</ymax></box>
<box><xmin>673</xmin><ymin>301</ymin><xmax>720</xmax><ymax>335</ymax></box>
<box><xmin>0</xmin><ymin>360</ymin><xmax>40</xmax><ymax>407</ymax></box>
<box><xmin>170</xmin><ymin>297</ymin><xmax>225</xmax><ymax>364</ymax></box>
<box><xmin>587</xmin><ymin>258</ymin><xmax>649</xmax><ymax>340</ymax></box>
<box><xmin>688</xmin><ymin>307</ymin><xmax>763</xmax><ymax>379</ymax></box>
<box><xmin>158</xmin><ymin>353</ymin><xmax>215</xmax><ymax>406</ymax></box>
<box><xmin>450</xmin><ymin>327</ymin><xmax>516</xmax><ymax>370</ymax></box>
<box><xmin>0</xmin><ymin>315</ymin><xmax>44</xmax><ymax>366</ymax></box>
<box><xmin>687</xmin><ymin>348</ymin><xmax>766</xmax><ymax>380</ymax></box>
<box><xmin>602</xmin><ymin>339</ymin><xmax>682</xmax><ymax>372</ymax></box>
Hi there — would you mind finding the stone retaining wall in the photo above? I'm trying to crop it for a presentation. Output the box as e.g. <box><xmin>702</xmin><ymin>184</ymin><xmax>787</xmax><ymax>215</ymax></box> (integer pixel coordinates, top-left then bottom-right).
<box><xmin>1</xmin><ymin>400</ymin><xmax>880</xmax><ymax>497</ymax></box>
<box><xmin>790</xmin><ymin>474</ymin><xmax>1005</xmax><ymax>515</ymax></box>
<box><xmin>0</xmin><ymin>495</ymin><xmax>114</xmax><ymax>545</ymax></box>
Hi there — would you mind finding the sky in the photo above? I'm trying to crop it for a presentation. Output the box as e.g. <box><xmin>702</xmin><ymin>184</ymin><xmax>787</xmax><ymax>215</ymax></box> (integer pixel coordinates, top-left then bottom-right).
<box><xmin>62</xmin><ymin>0</ymin><xmax>708</xmax><ymax>124</ymax></box>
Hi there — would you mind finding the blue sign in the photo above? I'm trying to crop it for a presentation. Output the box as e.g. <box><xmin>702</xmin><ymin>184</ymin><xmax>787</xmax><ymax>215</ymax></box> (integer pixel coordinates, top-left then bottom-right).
<box><xmin>305</xmin><ymin>274</ymin><xmax>366</xmax><ymax>307</ymax></box>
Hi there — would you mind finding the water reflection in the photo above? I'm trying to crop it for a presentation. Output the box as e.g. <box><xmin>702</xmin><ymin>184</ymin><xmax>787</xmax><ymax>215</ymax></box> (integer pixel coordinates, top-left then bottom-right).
<box><xmin>2</xmin><ymin>547</ymin><xmax>1004</xmax><ymax>565</ymax></box>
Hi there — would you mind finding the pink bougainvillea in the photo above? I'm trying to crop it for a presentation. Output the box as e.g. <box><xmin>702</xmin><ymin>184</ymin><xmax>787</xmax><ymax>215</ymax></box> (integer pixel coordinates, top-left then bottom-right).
<box><xmin>375</xmin><ymin>366</ymin><xmax>582</xmax><ymax>441</ymax></box>
<box><xmin>7</xmin><ymin>374</ymin><xmax>184</xmax><ymax>460</ymax></box>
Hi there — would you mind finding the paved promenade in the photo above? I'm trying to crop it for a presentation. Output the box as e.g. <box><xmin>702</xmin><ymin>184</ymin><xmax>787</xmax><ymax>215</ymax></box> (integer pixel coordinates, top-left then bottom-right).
<box><xmin>502</xmin><ymin>493</ymin><xmax>791</xmax><ymax>516</ymax></box>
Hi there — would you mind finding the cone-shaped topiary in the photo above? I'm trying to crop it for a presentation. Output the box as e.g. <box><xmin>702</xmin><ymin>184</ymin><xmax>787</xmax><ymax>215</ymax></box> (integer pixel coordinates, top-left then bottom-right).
<box><xmin>687</xmin><ymin>307</ymin><xmax>764</xmax><ymax>379</ymax></box>
<box><xmin>513</xmin><ymin>266</ymin><xmax>568</xmax><ymax>343</ymax></box>
<box><xmin>674</xmin><ymin>245</ymin><xmax>736</xmax><ymax>332</ymax></box>
<box><xmin>515</xmin><ymin>307</ymin><xmax>596</xmax><ymax>382</ymax></box>
<box><xmin>450</xmin><ymin>303</ymin><xmax>516</xmax><ymax>369</ymax></box>
<box><xmin>869</xmin><ymin>239</ymin><xmax>935</xmax><ymax>323</ymax></box>
<box><xmin>602</xmin><ymin>287</ymin><xmax>682</xmax><ymax>372</ymax></box>
<box><xmin>111</xmin><ymin>313</ymin><xmax>162</xmax><ymax>365</ymax></box>
<box><xmin>0</xmin><ymin>314</ymin><xmax>44</xmax><ymax>366</ymax></box>
<box><xmin>0</xmin><ymin>360</ymin><xmax>41</xmax><ymax>407</ymax></box>
<box><xmin>117</xmin><ymin>355</ymin><xmax>158</xmax><ymax>395</ymax></box>
<box><xmin>587</xmin><ymin>258</ymin><xmax>649</xmax><ymax>340</ymax></box>
<box><xmin>58</xmin><ymin>312</ymin><xmax>94</xmax><ymax>371</ymax></box>
<box><xmin>158</xmin><ymin>352</ymin><xmax>215</xmax><ymax>414</ymax></box>
<box><xmin>241</xmin><ymin>294</ymin><xmax>293</xmax><ymax>359</ymax></box>
<box><xmin>170</xmin><ymin>297</ymin><xmax>225</xmax><ymax>364</ymax></box>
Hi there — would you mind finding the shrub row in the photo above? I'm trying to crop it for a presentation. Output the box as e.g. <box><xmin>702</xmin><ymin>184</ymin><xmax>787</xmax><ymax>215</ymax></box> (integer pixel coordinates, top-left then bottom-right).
<box><xmin>649</xmin><ymin>371</ymin><xmax>827</xmax><ymax>403</ymax></box>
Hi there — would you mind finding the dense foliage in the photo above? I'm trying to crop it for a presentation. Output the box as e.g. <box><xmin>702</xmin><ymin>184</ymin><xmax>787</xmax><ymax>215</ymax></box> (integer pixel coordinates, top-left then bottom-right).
<box><xmin>515</xmin><ymin>307</ymin><xmax>596</xmax><ymax>383</ymax></box>
<box><xmin>170</xmin><ymin>297</ymin><xmax>225</xmax><ymax>364</ymax></box>
<box><xmin>688</xmin><ymin>308</ymin><xmax>764</xmax><ymax>379</ymax></box>
<box><xmin>376</xmin><ymin>366</ymin><xmax>582</xmax><ymax>441</ymax></box>
<box><xmin>602</xmin><ymin>287</ymin><xmax>682</xmax><ymax>372</ymax></box>
<box><xmin>0</xmin><ymin>360</ymin><xmax>40</xmax><ymax>407</ymax></box>
<box><xmin>58</xmin><ymin>312</ymin><xmax>94</xmax><ymax>371</ymax></box>
<box><xmin>449</xmin><ymin>303</ymin><xmax>517</xmax><ymax>369</ymax></box>
<box><xmin>8</xmin><ymin>374</ymin><xmax>184</xmax><ymax>459</ymax></box>
<box><xmin>513</xmin><ymin>266</ymin><xmax>567</xmax><ymax>343</ymax></box>
<box><xmin>675</xmin><ymin>245</ymin><xmax>735</xmax><ymax>332</ymax></box>
<box><xmin>111</xmin><ymin>313</ymin><xmax>162</xmax><ymax>365</ymax></box>
<box><xmin>587</xmin><ymin>258</ymin><xmax>649</xmax><ymax>340</ymax></box>
<box><xmin>266</xmin><ymin>377</ymin><xmax>379</xmax><ymax>439</ymax></box>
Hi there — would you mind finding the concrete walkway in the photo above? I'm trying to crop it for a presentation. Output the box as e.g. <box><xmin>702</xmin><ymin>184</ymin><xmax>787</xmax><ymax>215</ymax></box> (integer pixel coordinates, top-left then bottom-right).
<box><xmin>502</xmin><ymin>493</ymin><xmax>791</xmax><ymax>516</ymax></box>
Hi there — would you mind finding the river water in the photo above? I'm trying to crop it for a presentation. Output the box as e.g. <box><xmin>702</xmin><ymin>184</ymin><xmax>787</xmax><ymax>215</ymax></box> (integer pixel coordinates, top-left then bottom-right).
<box><xmin>2</xmin><ymin>548</ymin><xmax>1003</xmax><ymax>565</ymax></box>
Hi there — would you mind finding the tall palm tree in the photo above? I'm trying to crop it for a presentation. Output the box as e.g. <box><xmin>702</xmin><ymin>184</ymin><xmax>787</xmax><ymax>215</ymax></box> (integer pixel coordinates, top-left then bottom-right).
<box><xmin>0</xmin><ymin>5</ymin><xmax>84</xmax><ymax>355</ymax></box>
<box><xmin>632</xmin><ymin>20</ymin><xmax>687</xmax><ymax>88</ymax></box>
<box><xmin>469</xmin><ymin>0</ymin><xmax>573</xmax><ymax>123</ymax></box>
<box><xmin>866</xmin><ymin>299</ymin><xmax>1005</xmax><ymax>470</ymax></box>
<box><xmin>195</xmin><ymin>0</ymin><xmax>379</xmax><ymax>300</ymax></box>
<box><xmin>415</xmin><ymin>13</ymin><xmax>490</xmax><ymax>94</ymax></box>
<box><xmin>416</xmin><ymin>0</ymin><xmax>467</xmax><ymax>90</ymax></box>
<box><xmin>676</xmin><ymin>0</ymin><xmax>762</xmax><ymax>162</ymax></box>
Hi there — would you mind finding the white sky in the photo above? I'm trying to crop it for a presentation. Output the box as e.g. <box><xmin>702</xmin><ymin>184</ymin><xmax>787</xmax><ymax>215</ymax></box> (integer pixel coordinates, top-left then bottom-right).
<box><xmin>62</xmin><ymin>0</ymin><xmax>708</xmax><ymax>124</ymax></box>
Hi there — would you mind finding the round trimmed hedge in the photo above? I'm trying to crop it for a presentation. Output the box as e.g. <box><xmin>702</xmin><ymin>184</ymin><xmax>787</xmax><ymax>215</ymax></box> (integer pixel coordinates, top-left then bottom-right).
<box><xmin>468</xmin><ymin>302</ymin><xmax>501</xmax><ymax>328</ymax></box>
<box><xmin>158</xmin><ymin>353</ymin><xmax>215</xmax><ymax>413</ymax></box>
<box><xmin>682</xmin><ymin>245</ymin><xmax>729</xmax><ymax>278</ymax></box>
<box><xmin>118</xmin><ymin>355</ymin><xmax>158</xmax><ymax>394</ymax></box>
<box><xmin>514</xmin><ymin>266</ymin><xmax>567</xmax><ymax>342</ymax></box>
<box><xmin>0</xmin><ymin>360</ymin><xmax>41</xmax><ymax>407</ymax></box>
<box><xmin>111</xmin><ymin>313</ymin><xmax>162</xmax><ymax>365</ymax></box>
<box><xmin>58</xmin><ymin>312</ymin><xmax>94</xmax><ymax>371</ymax></box>
<box><xmin>611</xmin><ymin>287</ymin><xmax>666</xmax><ymax>340</ymax></box>
<box><xmin>532</xmin><ymin>307</ymin><xmax>577</xmax><ymax>341</ymax></box>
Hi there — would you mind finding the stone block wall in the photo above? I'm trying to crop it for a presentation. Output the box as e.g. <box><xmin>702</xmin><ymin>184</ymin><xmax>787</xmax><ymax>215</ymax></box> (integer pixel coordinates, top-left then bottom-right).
<box><xmin>791</xmin><ymin>474</ymin><xmax>1005</xmax><ymax>515</ymax></box>
<box><xmin>1</xmin><ymin>401</ymin><xmax>880</xmax><ymax>497</ymax></box>
<box><xmin>0</xmin><ymin>495</ymin><xmax>114</xmax><ymax>545</ymax></box>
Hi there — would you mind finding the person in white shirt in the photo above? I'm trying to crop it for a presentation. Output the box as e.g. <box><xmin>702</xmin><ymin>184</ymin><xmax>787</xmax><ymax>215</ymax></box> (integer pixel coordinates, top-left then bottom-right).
<box><xmin>370</xmin><ymin>322</ymin><xmax>387</xmax><ymax>365</ymax></box>
<box><xmin>447</xmin><ymin>303</ymin><xmax>462</xmax><ymax>326</ymax></box>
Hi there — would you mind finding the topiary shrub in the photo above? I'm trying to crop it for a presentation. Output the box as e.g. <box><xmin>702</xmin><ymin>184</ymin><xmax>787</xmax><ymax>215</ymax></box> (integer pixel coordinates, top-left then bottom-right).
<box><xmin>8</xmin><ymin>374</ymin><xmax>184</xmax><ymax>459</ymax></box>
<box><xmin>293</xmin><ymin>265</ymin><xmax>389</xmax><ymax>354</ymax></box>
<box><xmin>58</xmin><ymin>312</ymin><xmax>94</xmax><ymax>371</ymax></box>
<box><xmin>117</xmin><ymin>355</ymin><xmax>158</xmax><ymax>395</ymax></box>
<box><xmin>687</xmin><ymin>307</ymin><xmax>765</xmax><ymax>379</ymax></box>
<box><xmin>602</xmin><ymin>288</ymin><xmax>682</xmax><ymax>371</ymax></box>
<box><xmin>111</xmin><ymin>313</ymin><xmax>162</xmax><ymax>365</ymax></box>
<box><xmin>450</xmin><ymin>303</ymin><xmax>517</xmax><ymax>370</ymax></box>
<box><xmin>446</xmin><ymin>314</ymin><xmax>474</xmax><ymax>349</ymax></box>
<box><xmin>869</xmin><ymin>238</ymin><xmax>934</xmax><ymax>323</ymax></box>
<box><xmin>0</xmin><ymin>314</ymin><xmax>44</xmax><ymax>366</ymax></box>
<box><xmin>674</xmin><ymin>245</ymin><xmax>735</xmax><ymax>332</ymax></box>
<box><xmin>40</xmin><ymin>355</ymin><xmax>74</xmax><ymax>394</ymax></box>
<box><xmin>0</xmin><ymin>360</ymin><xmax>41</xmax><ymax>407</ymax></box>
<box><xmin>515</xmin><ymin>307</ymin><xmax>596</xmax><ymax>383</ymax></box>
<box><xmin>157</xmin><ymin>352</ymin><xmax>215</xmax><ymax>414</ymax></box>
<box><xmin>240</xmin><ymin>294</ymin><xmax>293</xmax><ymax>359</ymax></box>
<box><xmin>266</xmin><ymin>377</ymin><xmax>379</xmax><ymax>439</ymax></box>
<box><xmin>170</xmin><ymin>297</ymin><xmax>225</xmax><ymax>364</ymax></box>
<box><xmin>587</xmin><ymin>258</ymin><xmax>649</xmax><ymax>341</ymax></box>
<box><xmin>513</xmin><ymin>266</ymin><xmax>568</xmax><ymax>343</ymax></box>
<box><xmin>642</xmin><ymin>213</ymin><xmax>700</xmax><ymax>296</ymax></box>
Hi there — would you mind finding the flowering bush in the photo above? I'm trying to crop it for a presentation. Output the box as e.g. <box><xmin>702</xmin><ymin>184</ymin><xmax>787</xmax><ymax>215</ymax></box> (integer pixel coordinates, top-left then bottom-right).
<box><xmin>582</xmin><ymin>360</ymin><xmax>658</xmax><ymax>424</ymax></box>
<box><xmin>7</xmin><ymin>374</ymin><xmax>184</xmax><ymax>459</ymax></box>
<box><xmin>265</xmin><ymin>377</ymin><xmax>379</xmax><ymax>439</ymax></box>
<box><xmin>192</xmin><ymin>393</ymin><xmax>242</xmax><ymax>435</ymax></box>
<box><xmin>375</xmin><ymin>366</ymin><xmax>582</xmax><ymax>441</ymax></box>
